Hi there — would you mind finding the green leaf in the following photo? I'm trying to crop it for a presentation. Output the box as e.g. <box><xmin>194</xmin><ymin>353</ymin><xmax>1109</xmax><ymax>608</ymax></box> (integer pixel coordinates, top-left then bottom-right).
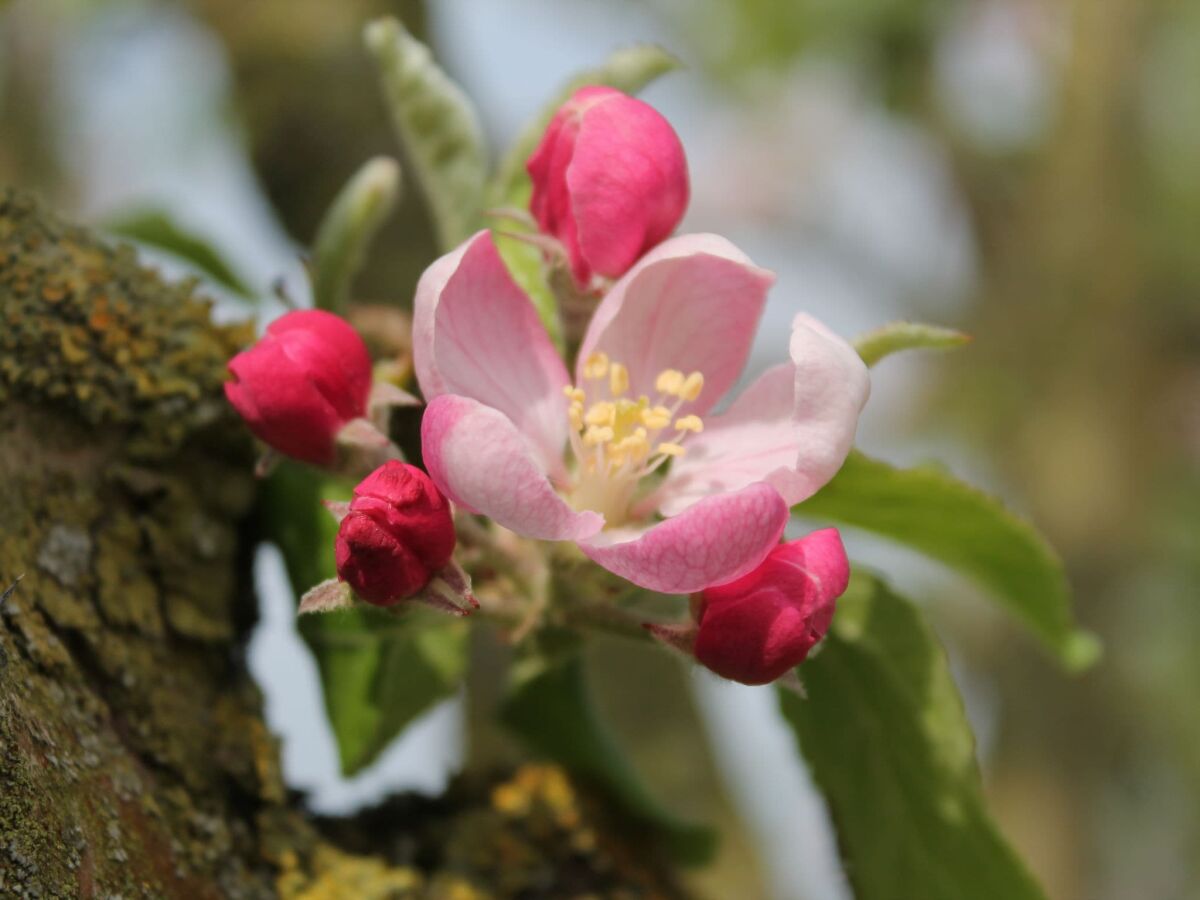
<box><xmin>262</xmin><ymin>462</ymin><xmax>468</xmax><ymax>774</ymax></box>
<box><xmin>106</xmin><ymin>209</ymin><xmax>254</xmax><ymax>298</ymax></box>
<box><xmin>797</xmin><ymin>451</ymin><xmax>1099</xmax><ymax>670</ymax></box>
<box><xmin>488</xmin><ymin>44</ymin><xmax>683</xmax><ymax>210</ymax></box>
<box><xmin>852</xmin><ymin>321</ymin><xmax>971</xmax><ymax>367</ymax></box>
<box><xmin>365</xmin><ymin>17</ymin><xmax>488</xmax><ymax>251</ymax></box>
<box><xmin>312</xmin><ymin>156</ymin><xmax>402</xmax><ymax>313</ymax></box>
<box><xmin>299</xmin><ymin>607</ymin><xmax>467</xmax><ymax>775</ymax></box>
<box><xmin>779</xmin><ymin>573</ymin><xmax>1049</xmax><ymax>900</ymax></box>
<box><xmin>501</xmin><ymin>649</ymin><xmax>716</xmax><ymax>865</ymax></box>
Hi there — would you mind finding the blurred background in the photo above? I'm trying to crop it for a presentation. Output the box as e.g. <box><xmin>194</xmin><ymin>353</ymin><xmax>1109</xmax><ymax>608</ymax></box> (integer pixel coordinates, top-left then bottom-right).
<box><xmin>2</xmin><ymin>0</ymin><xmax>1198</xmax><ymax>897</ymax></box>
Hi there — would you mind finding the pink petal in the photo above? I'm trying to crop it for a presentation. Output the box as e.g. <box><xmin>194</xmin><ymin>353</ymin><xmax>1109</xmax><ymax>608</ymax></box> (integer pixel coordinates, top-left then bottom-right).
<box><xmin>578</xmin><ymin>482</ymin><xmax>788</xmax><ymax>594</ymax></box>
<box><xmin>413</xmin><ymin>231</ymin><xmax>571</xmax><ymax>479</ymax></box>
<box><xmin>267</xmin><ymin>309</ymin><xmax>373</xmax><ymax>420</ymax></box>
<box><xmin>653</xmin><ymin>314</ymin><xmax>869</xmax><ymax>516</ymax></box>
<box><xmin>576</xmin><ymin>234</ymin><xmax>774</xmax><ymax>418</ymax></box>
<box><xmin>421</xmin><ymin>394</ymin><xmax>603</xmax><ymax>542</ymax></box>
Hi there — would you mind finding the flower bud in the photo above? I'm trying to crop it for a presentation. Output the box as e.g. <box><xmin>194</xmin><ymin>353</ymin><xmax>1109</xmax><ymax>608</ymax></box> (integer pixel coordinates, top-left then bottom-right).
<box><xmin>225</xmin><ymin>309</ymin><xmax>373</xmax><ymax>466</ymax></box>
<box><xmin>335</xmin><ymin>461</ymin><xmax>456</xmax><ymax>606</ymax></box>
<box><xmin>693</xmin><ymin>529</ymin><xmax>850</xmax><ymax>685</ymax></box>
<box><xmin>527</xmin><ymin>85</ymin><xmax>689</xmax><ymax>288</ymax></box>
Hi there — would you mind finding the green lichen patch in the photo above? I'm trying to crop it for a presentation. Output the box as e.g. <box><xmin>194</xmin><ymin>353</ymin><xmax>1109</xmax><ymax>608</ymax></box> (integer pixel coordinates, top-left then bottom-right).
<box><xmin>0</xmin><ymin>189</ymin><xmax>253</xmax><ymax>461</ymax></box>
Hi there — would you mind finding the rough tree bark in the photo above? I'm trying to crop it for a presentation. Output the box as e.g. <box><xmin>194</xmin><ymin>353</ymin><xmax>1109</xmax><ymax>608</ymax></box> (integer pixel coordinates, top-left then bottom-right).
<box><xmin>0</xmin><ymin>191</ymin><xmax>685</xmax><ymax>899</ymax></box>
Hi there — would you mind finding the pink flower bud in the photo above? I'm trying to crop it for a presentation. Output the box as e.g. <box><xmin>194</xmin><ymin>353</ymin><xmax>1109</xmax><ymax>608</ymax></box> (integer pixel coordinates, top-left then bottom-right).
<box><xmin>334</xmin><ymin>461</ymin><xmax>456</xmax><ymax>606</ymax></box>
<box><xmin>527</xmin><ymin>85</ymin><xmax>689</xmax><ymax>288</ymax></box>
<box><xmin>225</xmin><ymin>309</ymin><xmax>373</xmax><ymax>466</ymax></box>
<box><xmin>693</xmin><ymin>529</ymin><xmax>850</xmax><ymax>685</ymax></box>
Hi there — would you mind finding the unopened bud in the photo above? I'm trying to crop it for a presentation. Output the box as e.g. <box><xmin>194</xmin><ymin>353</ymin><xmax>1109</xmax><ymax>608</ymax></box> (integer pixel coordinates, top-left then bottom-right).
<box><xmin>692</xmin><ymin>529</ymin><xmax>850</xmax><ymax>685</ymax></box>
<box><xmin>527</xmin><ymin>86</ymin><xmax>689</xmax><ymax>289</ymax></box>
<box><xmin>334</xmin><ymin>461</ymin><xmax>457</xmax><ymax>606</ymax></box>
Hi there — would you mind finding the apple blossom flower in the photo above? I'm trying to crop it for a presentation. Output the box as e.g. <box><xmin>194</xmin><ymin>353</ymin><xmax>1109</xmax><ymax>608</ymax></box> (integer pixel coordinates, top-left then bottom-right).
<box><xmin>225</xmin><ymin>309</ymin><xmax>373</xmax><ymax>466</ymax></box>
<box><xmin>691</xmin><ymin>528</ymin><xmax>849</xmax><ymax>685</ymax></box>
<box><xmin>414</xmin><ymin>230</ymin><xmax>869</xmax><ymax>595</ymax></box>
<box><xmin>527</xmin><ymin>86</ymin><xmax>689</xmax><ymax>289</ymax></box>
<box><xmin>335</xmin><ymin>460</ymin><xmax>457</xmax><ymax>606</ymax></box>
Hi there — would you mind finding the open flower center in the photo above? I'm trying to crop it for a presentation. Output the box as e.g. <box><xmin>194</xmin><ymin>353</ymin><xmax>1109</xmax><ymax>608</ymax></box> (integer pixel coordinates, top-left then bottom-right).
<box><xmin>563</xmin><ymin>352</ymin><xmax>704</xmax><ymax>527</ymax></box>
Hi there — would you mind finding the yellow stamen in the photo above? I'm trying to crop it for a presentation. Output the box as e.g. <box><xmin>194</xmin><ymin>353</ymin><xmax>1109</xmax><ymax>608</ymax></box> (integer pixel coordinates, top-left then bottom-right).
<box><xmin>656</xmin><ymin>442</ymin><xmax>686</xmax><ymax>457</ymax></box>
<box><xmin>609</xmin><ymin>362</ymin><xmax>629</xmax><ymax>397</ymax></box>
<box><xmin>675</xmin><ymin>414</ymin><xmax>703</xmax><ymax>433</ymax></box>
<box><xmin>641</xmin><ymin>405</ymin><xmax>673</xmax><ymax>430</ymax></box>
<box><xmin>584</xmin><ymin>425</ymin><xmax>614</xmax><ymax>446</ymax></box>
<box><xmin>680</xmin><ymin>372</ymin><xmax>704</xmax><ymax>402</ymax></box>
<box><xmin>568</xmin><ymin>405</ymin><xmax>583</xmax><ymax>431</ymax></box>
<box><xmin>655</xmin><ymin>369</ymin><xmax>684</xmax><ymax>395</ymax></box>
<box><xmin>563</xmin><ymin>386</ymin><xmax>586</xmax><ymax>404</ymax></box>
<box><xmin>584</xmin><ymin>401</ymin><xmax>615</xmax><ymax>427</ymax></box>
<box><xmin>583</xmin><ymin>352</ymin><xmax>610</xmax><ymax>380</ymax></box>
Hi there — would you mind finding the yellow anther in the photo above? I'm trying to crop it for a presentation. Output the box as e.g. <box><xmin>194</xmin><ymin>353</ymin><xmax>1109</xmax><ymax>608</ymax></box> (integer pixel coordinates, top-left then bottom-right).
<box><xmin>609</xmin><ymin>362</ymin><xmax>629</xmax><ymax>397</ymax></box>
<box><xmin>563</xmin><ymin>385</ymin><xmax>586</xmax><ymax>404</ymax></box>
<box><xmin>583</xmin><ymin>352</ymin><xmax>610</xmax><ymax>380</ymax></box>
<box><xmin>675</xmin><ymin>414</ymin><xmax>703</xmax><ymax>433</ymax></box>
<box><xmin>584</xmin><ymin>402</ymin><xmax>615</xmax><ymax>427</ymax></box>
<box><xmin>655</xmin><ymin>369</ymin><xmax>684</xmax><ymax>395</ymax></box>
<box><xmin>680</xmin><ymin>371</ymin><xmax>705</xmax><ymax>402</ymax></box>
<box><xmin>568</xmin><ymin>405</ymin><xmax>583</xmax><ymax>431</ymax></box>
<box><xmin>656</xmin><ymin>442</ymin><xmax>686</xmax><ymax>458</ymax></box>
<box><xmin>584</xmin><ymin>425</ymin><xmax>614</xmax><ymax>446</ymax></box>
<box><xmin>641</xmin><ymin>405</ymin><xmax>673</xmax><ymax>430</ymax></box>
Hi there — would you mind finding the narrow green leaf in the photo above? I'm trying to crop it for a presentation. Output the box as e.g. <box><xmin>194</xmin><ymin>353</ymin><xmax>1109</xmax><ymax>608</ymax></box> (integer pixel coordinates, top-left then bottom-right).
<box><xmin>106</xmin><ymin>209</ymin><xmax>254</xmax><ymax>298</ymax></box>
<box><xmin>853</xmin><ymin>321</ymin><xmax>971</xmax><ymax>367</ymax></box>
<box><xmin>488</xmin><ymin>44</ymin><xmax>683</xmax><ymax>210</ymax></box>
<box><xmin>312</xmin><ymin>156</ymin><xmax>402</xmax><ymax>313</ymax></box>
<box><xmin>365</xmin><ymin>17</ymin><xmax>488</xmax><ymax>251</ymax></box>
<box><xmin>262</xmin><ymin>462</ymin><xmax>468</xmax><ymax>774</ymax></box>
<box><xmin>797</xmin><ymin>451</ymin><xmax>1099</xmax><ymax>669</ymax></box>
<box><xmin>780</xmin><ymin>573</ymin><xmax>1049</xmax><ymax>900</ymax></box>
<box><xmin>501</xmin><ymin>650</ymin><xmax>716</xmax><ymax>865</ymax></box>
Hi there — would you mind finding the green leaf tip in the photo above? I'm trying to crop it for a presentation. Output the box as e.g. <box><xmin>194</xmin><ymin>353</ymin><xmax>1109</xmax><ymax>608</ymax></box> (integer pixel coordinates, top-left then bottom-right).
<box><xmin>853</xmin><ymin>321</ymin><xmax>972</xmax><ymax>367</ymax></box>
<box><xmin>366</xmin><ymin>16</ymin><xmax>488</xmax><ymax>251</ymax></box>
<box><xmin>797</xmin><ymin>450</ymin><xmax>1092</xmax><ymax>668</ymax></box>
<box><xmin>312</xmin><ymin>156</ymin><xmax>402</xmax><ymax>313</ymax></box>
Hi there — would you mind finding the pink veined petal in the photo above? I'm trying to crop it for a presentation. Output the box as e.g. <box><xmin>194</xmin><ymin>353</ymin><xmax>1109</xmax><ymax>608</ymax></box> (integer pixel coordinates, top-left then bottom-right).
<box><xmin>413</xmin><ymin>231</ymin><xmax>571</xmax><ymax>479</ymax></box>
<box><xmin>421</xmin><ymin>394</ymin><xmax>603</xmax><ymax>542</ymax></box>
<box><xmin>577</xmin><ymin>482</ymin><xmax>788</xmax><ymax>594</ymax></box>
<box><xmin>575</xmin><ymin>234</ymin><xmax>774</xmax><ymax>418</ymax></box>
<box><xmin>652</xmin><ymin>313</ymin><xmax>870</xmax><ymax>517</ymax></box>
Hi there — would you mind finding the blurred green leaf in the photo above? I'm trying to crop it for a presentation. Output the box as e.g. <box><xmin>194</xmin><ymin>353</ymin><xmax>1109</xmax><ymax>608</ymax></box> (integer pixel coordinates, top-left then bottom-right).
<box><xmin>312</xmin><ymin>156</ymin><xmax>402</xmax><ymax>313</ymax></box>
<box><xmin>797</xmin><ymin>451</ymin><xmax>1099</xmax><ymax>669</ymax></box>
<box><xmin>263</xmin><ymin>462</ymin><xmax>467</xmax><ymax>774</ymax></box>
<box><xmin>780</xmin><ymin>572</ymin><xmax>1049</xmax><ymax>900</ymax></box>
<box><xmin>488</xmin><ymin>44</ymin><xmax>682</xmax><ymax>210</ymax></box>
<box><xmin>853</xmin><ymin>321</ymin><xmax>971</xmax><ymax>367</ymax></box>
<box><xmin>501</xmin><ymin>648</ymin><xmax>716</xmax><ymax>865</ymax></box>
<box><xmin>366</xmin><ymin>17</ymin><xmax>487</xmax><ymax>252</ymax></box>
<box><xmin>106</xmin><ymin>209</ymin><xmax>254</xmax><ymax>298</ymax></box>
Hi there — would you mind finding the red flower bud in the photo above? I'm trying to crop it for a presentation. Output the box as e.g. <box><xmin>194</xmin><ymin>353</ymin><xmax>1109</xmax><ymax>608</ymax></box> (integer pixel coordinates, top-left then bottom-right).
<box><xmin>693</xmin><ymin>529</ymin><xmax>850</xmax><ymax>685</ymax></box>
<box><xmin>335</xmin><ymin>461</ymin><xmax>456</xmax><ymax>606</ymax></box>
<box><xmin>527</xmin><ymin>85</ymin><xmax>689</xmax><ymax>288</ymax></box>
<box><xmin>225</xmin><ymin>309</ymin><xmax>372</xmax><ymax>466</ymax></box>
